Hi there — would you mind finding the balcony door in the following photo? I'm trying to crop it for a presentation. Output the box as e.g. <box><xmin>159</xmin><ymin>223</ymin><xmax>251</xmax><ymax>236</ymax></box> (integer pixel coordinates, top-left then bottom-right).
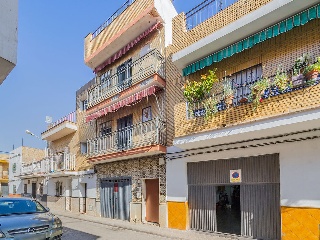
<box><xmin>117</xmin><ymin>59</ymin><xmax>132</xmax><ymax>91</ymax></box>
<box><xmin>117</xmin><ymin>115</ymin><xmax>133</xmax><ymax>150</ymax></box>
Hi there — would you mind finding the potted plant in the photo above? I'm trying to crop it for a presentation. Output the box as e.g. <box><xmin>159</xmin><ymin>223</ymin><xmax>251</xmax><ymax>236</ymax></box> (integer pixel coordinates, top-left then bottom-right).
<box><xmin>292</xmin><ymin>54</ymin><xmax>310</xmax><ymax>88</ymax></box>
<box><xmin>182</xmin><ymin>69</ymin><xmax>219</xmax><ymax>104</ymax></box>
<box><xmin>273</xmin><ymin>68</ymin><xmax>292</xmax><ymax>93</ymax></box>
<box><xmin>222</xmin><ymin>79</ymin><xmax>235</xmax><ymax>108</ymax></box>
<box><xmin>304</xmin><ymin>57</ymin><xmax>320</xmax><ymax>84</ymax></box>
<box><xmin>249</xmin><ymin>77</ymin><xmax>270</xmax><ymax>110</ymax></box>
<box><xmin>203</xmin><ymin>94</ymin><xmax>218</xmax><ymax>120</ymax></box>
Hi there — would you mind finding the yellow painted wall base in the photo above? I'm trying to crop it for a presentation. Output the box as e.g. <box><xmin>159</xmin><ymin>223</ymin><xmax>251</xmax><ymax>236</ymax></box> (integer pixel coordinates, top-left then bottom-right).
<box><xmin>167</xmin><ymin>201</ymin><xmax>188</xmax><ymax>230</ymax></box>
<box><xmin>282</xmin><ymin>206</ymin><xmax>320</xmax><ymax>240</ymax></box>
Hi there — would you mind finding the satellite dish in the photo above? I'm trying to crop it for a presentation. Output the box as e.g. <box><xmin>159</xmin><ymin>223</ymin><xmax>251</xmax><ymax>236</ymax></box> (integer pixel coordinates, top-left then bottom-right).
<box><xmin>45</xmin><ymin>116</ymin><xmax>52</xmax><ymax>124</ymax></box>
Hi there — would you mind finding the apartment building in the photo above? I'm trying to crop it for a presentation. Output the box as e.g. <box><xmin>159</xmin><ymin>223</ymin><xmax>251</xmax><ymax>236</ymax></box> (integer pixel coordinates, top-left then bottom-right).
<box><xmin>0</xmin><ymin>154</ymin><xmax>9</xmax><ymax>197</ymax></box>
<box><xmin>81</xmin><ymin>0</ymin><xmax>177</xmax><ymax>226</ymax></box>
<box><xmin>0</xmin><ymin>0</ymin><xmax>18</xmax><ymax>84</ymax></box>
<box><xmin>8</xmin><ymin>147</ymin><xmax>45</xmax><ymax>198</ymax></box>
<box><xmin>38</xmin><ymin>112</ymin><xmax>97</xmax><ymax>215</ymax></box>
<box><xmin>166</xmin><ymin>0</ymin><xmax>320</xmax><ymax>239</ymax></box>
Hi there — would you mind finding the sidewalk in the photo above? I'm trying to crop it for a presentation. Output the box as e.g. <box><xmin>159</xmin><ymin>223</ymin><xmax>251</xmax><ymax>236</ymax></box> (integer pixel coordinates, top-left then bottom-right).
<box><xmin>52</xmin><ymin>210</ymin><xmax>246</xmax><ymax>240</ymax></box>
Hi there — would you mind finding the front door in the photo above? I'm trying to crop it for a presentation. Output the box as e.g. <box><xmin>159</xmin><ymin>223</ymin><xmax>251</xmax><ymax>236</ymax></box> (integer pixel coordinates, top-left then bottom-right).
<box><xmin>117</xmin><ymin>115</ymin><xmax>133</xmax><ymax>150</ymax></box>
<box><xmin>145</xmin><ymin>179</ymin><xmax>159</xmax><ymax>223</ymax></box>
<box><xmin>31</xmin><ymin>183</ymin><xmax>36</xmax><ymax>199</ymax></box>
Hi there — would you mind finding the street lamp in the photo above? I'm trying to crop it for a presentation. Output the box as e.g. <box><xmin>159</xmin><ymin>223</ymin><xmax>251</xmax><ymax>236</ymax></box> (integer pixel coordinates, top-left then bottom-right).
<box><xmin>25</xmin><ymin>130</ymin><xmax>41</xmax><ymax>139</ymax></box>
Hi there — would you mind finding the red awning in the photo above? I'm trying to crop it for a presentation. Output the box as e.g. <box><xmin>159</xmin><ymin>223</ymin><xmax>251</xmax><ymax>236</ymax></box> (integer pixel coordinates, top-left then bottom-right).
<box><xmin>94</xmin><ymin>22</ymin><xmax>162</xmax><ymax>73</ymax></box>
<box><xmin>86</xmin><ymin>85</ymin><xmax>158</xmax><ymax>122</ymax></box>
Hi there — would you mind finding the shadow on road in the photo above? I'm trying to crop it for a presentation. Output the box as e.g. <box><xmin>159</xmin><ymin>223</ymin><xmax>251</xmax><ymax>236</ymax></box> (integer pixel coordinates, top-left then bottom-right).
<box><xmin>62</xmin><ymin>227</ymin><xmax>99</xmax><ymax>240</ymax></box>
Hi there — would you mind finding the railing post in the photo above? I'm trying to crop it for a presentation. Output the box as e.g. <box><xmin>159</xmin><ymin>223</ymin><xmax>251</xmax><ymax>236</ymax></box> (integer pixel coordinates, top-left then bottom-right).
<box><xmin>156</xmin><ymin>117</ymin><xmax>159</xmax><ymax>144</ymax></box>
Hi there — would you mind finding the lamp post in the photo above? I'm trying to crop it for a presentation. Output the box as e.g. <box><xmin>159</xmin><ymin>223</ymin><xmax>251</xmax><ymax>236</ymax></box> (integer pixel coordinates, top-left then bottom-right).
<box><xmin>25</xmin><ymin>130</ymin><xmax>41</xmax><ymax>139</ymax></box>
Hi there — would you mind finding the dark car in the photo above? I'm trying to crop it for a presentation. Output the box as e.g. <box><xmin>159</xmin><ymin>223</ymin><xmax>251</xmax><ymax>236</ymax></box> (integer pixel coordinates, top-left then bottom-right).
<box><xmin>0</xmin><ymin>198</ymin><xmax>63</xmax><ymax>239</ymax></box>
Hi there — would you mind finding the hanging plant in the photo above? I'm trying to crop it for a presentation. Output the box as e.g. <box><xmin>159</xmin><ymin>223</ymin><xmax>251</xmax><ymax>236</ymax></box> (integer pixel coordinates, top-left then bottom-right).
<box><xmin>249</xmin><ymin>77</ymin><xmax>270</xmax><ymax>110</ymax></box>
<box><xmin>182</xmin><ymin>69</ymin><xmax>219</xmax><ymax>104</ymax></box>
<box><xmin>273</xmin><ymin>67</ymin><xmax>292</xmax><ymax>92</ymax></box>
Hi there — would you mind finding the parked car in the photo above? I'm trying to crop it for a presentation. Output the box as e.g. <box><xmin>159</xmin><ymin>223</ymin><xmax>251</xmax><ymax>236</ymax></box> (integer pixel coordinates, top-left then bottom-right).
<box><xmin>0</xmin><ymin>198</ymin><xmax>62</xmax><ymax>239</ymax></box>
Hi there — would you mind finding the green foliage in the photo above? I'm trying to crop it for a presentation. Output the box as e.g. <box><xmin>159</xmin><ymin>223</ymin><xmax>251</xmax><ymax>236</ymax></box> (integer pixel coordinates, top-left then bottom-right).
<box><xmin>182</xmin><ymin>69</ymin><xmax>219</xmax><ymax>103</ymax></box>
<box><xmin>273</xmin><ymin>68</ymin><xmax>292</xmax><ymax>92</ymax></box>
<box><xmin>249</xmin><ymin>77</ymin><xmax>270</xmax><ymax>110</ymax></box>
<box><xmin>303</xmin><ymin>56</ymin><xmax>320</xmax><ymax>74</ymax></box>
<box><xmin>294</xmin><ymin>53</ymin><xmax>311</xmax><ymax>74</ymax></box>
<box><xmin>203</xmin><ymin>95</ymin><xmax>218</xmax><ymax>120</ymax></box>
<box><xmin>222</xmin><ymin>79</ymin><xmax>235</xmax><ymax>98</ymax></box>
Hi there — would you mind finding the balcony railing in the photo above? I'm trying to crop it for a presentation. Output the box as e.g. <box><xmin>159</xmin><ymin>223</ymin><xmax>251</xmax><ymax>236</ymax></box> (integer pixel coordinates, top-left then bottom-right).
<box><xmin>87</xmin><ymin>117</ymin><xmax>166</xmax><ymax>157</ymax></box>
<box><xmin>186</xmin><ymin>0</ymin><xmax>238</xmax><ymax>30</ymax></box>
<box><xmin>87</xmin><ymin>49</ymin><xmax>165</xmax><ymax>108</ymax></box>
<box><xmin>47</xmin><ymin>111</ymin><xmax>76</xmax><ymax>129</ymax></box>
<box><xmin>92</xmin><ymin>0</ymin><xmax>136</xmax><ymax>39</ymax></box>
<box><xmin>21</xmin><ymin>153</ymin><xmax>76</xmax><ymax>175</ymax></box>
<box><xmin>187</xmin><ymin>71</ymin><xmax>320</xmax><ymax>118</ymax></box>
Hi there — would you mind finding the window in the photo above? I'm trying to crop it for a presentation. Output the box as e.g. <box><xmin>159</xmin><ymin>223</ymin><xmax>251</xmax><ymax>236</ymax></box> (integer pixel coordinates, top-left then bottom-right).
<box><xmin>101</xmin><ymin>69</ymin><xmax>112</xmax><ymax>92</ymax></box>
<box><xmin>117</xmin><ymin>59</ymin><xmax>132</xmax><ymax>91</ymax></box>
<box><xmin>80</xmin><ymin>142</ymin><xmax>87</xmax><ymax>154</ymax></box>
<box><xmin>142</xmin><ymin>106</ymin><xmax>152</xmax><ymax>122</ymax></box>
<box><xmin>24</xmin><ymin>184</ymin><xmax>27</xmax><ymax>194</ymax></box>
<box><xmin>100</xmin><ymin>120</ymin><xmax>112</xmax><ymax>136</ymax></box>
<box><xmin>55</xmin><ymin>181</ymin><xmax>63</xmax><ymax>197</ymax></box>
<box><xmin>13</xmin><ymin>185</ymin><xmax>17</xmax><ymax>194</ymax></box>
<box><xmin>227</xmin><ymin>64</ymin><xmax>262</xmax><ymax>105</ymax></box>
<box><xmin>12</xmin><ymin>163</ymin><xmax>16</xmax><ymax>173</ymax></box>
<box><xmin>80</xmin><ymin>100</ymin><xmax>88</xmax><ymax>111</ymax></box>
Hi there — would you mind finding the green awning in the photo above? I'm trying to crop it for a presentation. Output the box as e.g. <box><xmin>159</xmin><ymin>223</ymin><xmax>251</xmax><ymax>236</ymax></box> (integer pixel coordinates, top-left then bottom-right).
<box><xmin>182</xmin><ymin>3</ymin><xmax>320</xmax><ymax>76</ymax></box>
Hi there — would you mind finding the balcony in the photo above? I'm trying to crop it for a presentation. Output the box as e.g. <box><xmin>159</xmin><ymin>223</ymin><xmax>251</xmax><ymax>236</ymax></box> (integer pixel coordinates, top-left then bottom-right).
<box><xmin>87</xmin><ymin>117</ymin><xmax>166</xmax><ymax>162</ymax></box>
<box><xmin>41</xmin><ymin>111</ymin><xmax>77</xmax><ymax>141</ymax></box>
<box><xmin>175</xmin><ymin>71</ymin><xmax>320</xmax><ymax>141</ymax></box>
<box><xmin>84</xmin><ymin>0</ymin><xmax>176</xmax><ymax>71</ymax></box>
<box><xmin>172</xmin><ymin>0</ymin><xmax>320</xmax><ymax>70</ymax></box>
<box><xmin>87</xmin><ymin>49</ymin><xmax>165</xmax><ymax>109</ymax></box>
<box><xmin>0</xmin><ymin>171</ymin><xmax>8</xmax><ymax>182</ymax></box>
<box><xmin>20</xmin><ymin>153</ymin><xmax>76</xmax><ymax>178</ymax></box>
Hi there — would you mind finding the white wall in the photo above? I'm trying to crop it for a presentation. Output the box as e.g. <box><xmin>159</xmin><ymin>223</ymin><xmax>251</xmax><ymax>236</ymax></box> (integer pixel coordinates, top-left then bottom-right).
<box><xmin>0</xmin><ymin>0</ymin><xmax>18</xmax><ymax>64</ymax></box>
<box><xmin>8</xmin><ymin>147</ymin><xmax>22</xmax><ymax>194</ymax></box>
<box><xmin>71</xmin><ymin>174</ymin><xmax>97</xmax><ymax>198</ymax></box>
<box><xmin>154</xmin><ymin>0</ymin><xmax>177</xmax><ymax>47</ymax></box>
<box><xmin>167</xmin><ymin>138</ymin><xmax>320</xmax><ymax>208</ymax></box>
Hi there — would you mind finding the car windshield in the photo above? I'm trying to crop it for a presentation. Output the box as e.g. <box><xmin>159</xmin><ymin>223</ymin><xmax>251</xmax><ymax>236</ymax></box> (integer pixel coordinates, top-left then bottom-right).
<box><xmin>0</xmin><ymin>199</ymin><xmax>47</xmax><ymax>216</ymax></box>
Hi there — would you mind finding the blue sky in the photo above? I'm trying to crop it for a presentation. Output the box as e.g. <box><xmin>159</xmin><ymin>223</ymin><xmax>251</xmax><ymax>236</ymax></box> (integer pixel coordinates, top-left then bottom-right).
<box><xmin>0</xmin><ymin>0</ymin><xmax>203</xmax><ymax>153</ymax></box>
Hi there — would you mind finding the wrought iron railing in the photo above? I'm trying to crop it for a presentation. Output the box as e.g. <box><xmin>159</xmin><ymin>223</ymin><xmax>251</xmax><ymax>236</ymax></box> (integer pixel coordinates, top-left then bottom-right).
<box><xmin>21</xmin><ymin>153</ymin><xmax>76</xmax><ymax>175</ymax></box>
<box><xmin>87</xmin><ymin>49</ymin><xmax>165</xmax><ymax>108</ymax></box>
<box><xmin>87</xmin><ymin>117</ymin><xmax>166</xmax><ymax>157</ymax></box>
<box><xmin>187</xmin><ymin>70</ymin><xmax>320</xmax><ymax>118</ymax></box>
<box><xmin>92</xmin><ymin>0</ymin><xmax>136</xmax><ymax>39</ymax></box>
<box><xmin>186</xmin><ymin>0</ymin><xmax>238</xmax><ymax>30</ymax></box>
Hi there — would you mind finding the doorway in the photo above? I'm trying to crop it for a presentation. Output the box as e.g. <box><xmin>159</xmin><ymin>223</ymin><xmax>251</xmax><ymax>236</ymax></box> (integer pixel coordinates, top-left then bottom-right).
<box><xmin>117</xmin><ymin>115</ymin><xmax>133</xmax><ymax>150</ymax></box>
<box><xmin>145</xmin><ymin>179</ymin><xmax>159</xmax><ymax>223</ymax></box>
<box><xmin>32</xmin><ymin>183</ymin><xmax>36</xmax><ymax>199</ymax></box>
<box><xmin>216</xmin><ymin>185</ymin><xmax>241</xmax><ymax>235</ymax></box>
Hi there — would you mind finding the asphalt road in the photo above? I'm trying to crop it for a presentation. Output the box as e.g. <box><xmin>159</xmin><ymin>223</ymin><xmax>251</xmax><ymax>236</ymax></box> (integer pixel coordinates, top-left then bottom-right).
<box><xmin>60</xmin><ymin>215</ymin><xmax>172</xmax><ymax>240</ymax></box>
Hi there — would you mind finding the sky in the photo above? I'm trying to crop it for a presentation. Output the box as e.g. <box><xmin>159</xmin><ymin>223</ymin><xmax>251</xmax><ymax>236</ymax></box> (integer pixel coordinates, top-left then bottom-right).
<box><xmin>0</xmin><ymin>0</ymin><xmax>204</xmax><ymax>153</ymax></box>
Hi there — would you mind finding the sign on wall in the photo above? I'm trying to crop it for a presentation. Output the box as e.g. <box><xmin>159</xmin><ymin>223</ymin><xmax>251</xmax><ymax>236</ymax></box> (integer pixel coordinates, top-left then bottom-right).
<box><xmin>230</xmin><ymin>169</ymin><xmax>241</xmax><ymax>183</ymax></box>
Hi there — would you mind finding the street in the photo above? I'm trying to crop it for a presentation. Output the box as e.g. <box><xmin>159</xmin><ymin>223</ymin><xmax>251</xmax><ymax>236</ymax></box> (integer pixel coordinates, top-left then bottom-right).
<box><xmin>60</xmin><ymin>215</ymin><xmax>173</xmax><ymax>240</ymax></box>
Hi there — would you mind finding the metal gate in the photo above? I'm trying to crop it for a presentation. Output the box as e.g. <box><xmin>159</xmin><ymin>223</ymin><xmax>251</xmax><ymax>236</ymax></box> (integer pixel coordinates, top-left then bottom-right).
<box><xmin>100</xmin><ymin>177</ymin><xmax>131</xmax><ymax>221</ymax></box>
<box><xmin>187</xmin><ymin>154</ymin><xmax>280</xmax><ymax>239</ymax></box>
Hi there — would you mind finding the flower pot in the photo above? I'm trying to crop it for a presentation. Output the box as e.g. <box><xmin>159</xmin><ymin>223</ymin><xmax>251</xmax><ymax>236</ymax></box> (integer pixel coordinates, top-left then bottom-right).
<box><xmin>305</xmin><ymin>70</ymin><xmax>319</xmax><ymax>80</ymax></box>
<box><xmin>291</xmin><ymin>74</ymin><xmax>305</xmax><ymax>88</ymax></box>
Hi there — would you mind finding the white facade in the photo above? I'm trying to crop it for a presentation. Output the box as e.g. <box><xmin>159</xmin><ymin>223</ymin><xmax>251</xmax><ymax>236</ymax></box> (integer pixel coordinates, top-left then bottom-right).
<box><xmin>8</xmin><ymin>147</ymin><xmax>23</xmax><ymax>195</ymax></box>
<box><xmin>167</xmin><ymin>108</ymin><xmax>320</xmax><ymax>209</ymax></box>
<box><xmin>0</xmin><ymin>0</ymin><xmax>18</xmax><ymax>84</ymax></box>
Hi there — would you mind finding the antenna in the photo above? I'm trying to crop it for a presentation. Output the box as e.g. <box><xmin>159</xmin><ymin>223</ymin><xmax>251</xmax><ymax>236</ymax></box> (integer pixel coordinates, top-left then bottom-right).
<box><xmin>45</xmin><ymin>116</ymin><xmax>52</xmax><ymax>124</ymax></box>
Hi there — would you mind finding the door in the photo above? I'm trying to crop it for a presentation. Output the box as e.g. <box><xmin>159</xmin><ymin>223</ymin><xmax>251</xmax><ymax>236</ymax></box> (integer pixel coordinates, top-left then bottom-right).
<box><xmin>1</xmin><ymin>183</ymin><xmax>9</xmax><ymax>197</ymax></box>
<box><xmin>117</xmin><ymin>59</ymin><xmax>132</xmax><ymax>91</ymax></box>
<box><xmin>145</xmin><ymin>179</ymin><xmax>159</xmax><ymax>223</ymax></box>
<box><xmin>83</xmin><ymin>183</ymin><xmax>87</xmax><ymax>213</ymax></box>
<box><xmin>100</xmin><ymin>178</ymin><xmax>131</xmax><ymax>221</ymax></box>
<box><xmin>32</xmin><ymin>183</ymin><xmax>36</xmax><ymax>199</ymax></box>
<box><xmin>117</xmin><ymin>115</ymin><xmax>133</xmax><ymax>150</ymax></box>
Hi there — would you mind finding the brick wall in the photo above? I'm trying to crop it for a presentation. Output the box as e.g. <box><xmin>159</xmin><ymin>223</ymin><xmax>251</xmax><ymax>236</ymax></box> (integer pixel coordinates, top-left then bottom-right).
<box><xmin>171</xmin><ymin>0</ymin><xmax>273</xmax><ymax>54</ymax></box>
<box><xmin>84</xmin><ymin>0</ymin><xmax>154</xmax><ymax>61</ymax></box>
<box><xmin>167</xmin><ymin>18</ymin><xmax>320</xmax><ymax>140</ymax></box>
<box><xmin>21</xmin><ymin>147</ymin><xmax>45</xmax><ymax>164</ymax></box>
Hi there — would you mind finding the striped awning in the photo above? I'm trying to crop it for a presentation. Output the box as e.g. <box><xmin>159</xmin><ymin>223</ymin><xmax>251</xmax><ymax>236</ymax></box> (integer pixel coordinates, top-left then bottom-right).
<box><xmin>94</xmin><ymin>22</ymin><xmax>162</xmax><ymax>73</ymax></box>
<box><xmin>183</xmin><ymin>3</ymin><xmax>320</xmax><ymax>77</ymax></box>
<box><xmin>85</xmin><ymin>85</ymin><xmax>158</xmax><ymax>122</ymax></box>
